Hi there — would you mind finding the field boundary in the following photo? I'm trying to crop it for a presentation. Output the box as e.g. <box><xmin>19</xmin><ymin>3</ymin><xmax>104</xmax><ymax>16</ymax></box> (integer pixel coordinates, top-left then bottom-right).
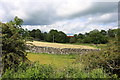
<box><xmin>27</xmin><ymin>45</ymin><xmax>100</xmax><ymax>54</ymax></box>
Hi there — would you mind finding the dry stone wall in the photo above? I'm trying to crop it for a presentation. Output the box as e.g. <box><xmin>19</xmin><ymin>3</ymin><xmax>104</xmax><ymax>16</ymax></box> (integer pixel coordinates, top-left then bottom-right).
<box><xmin>27</xmin><ymin>45</ymin><xmax>100</xmax><ymax>54</ymax></box>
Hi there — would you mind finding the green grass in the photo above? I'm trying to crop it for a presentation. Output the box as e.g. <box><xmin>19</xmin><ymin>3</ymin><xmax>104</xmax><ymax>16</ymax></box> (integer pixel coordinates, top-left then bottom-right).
<box><xmin>27</xmin><ymin>53</ymin><xmax>82</xmax><ymax>69</ymax></box>
<box><xmin>3</xmin><ymin>52</ymin><xmax>117</xmax><ymax>78</ymax></box>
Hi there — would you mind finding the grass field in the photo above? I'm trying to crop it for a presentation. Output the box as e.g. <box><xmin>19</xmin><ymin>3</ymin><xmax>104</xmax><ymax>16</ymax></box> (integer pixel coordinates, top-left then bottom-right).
<box><xmin>27</xmin><ymin>53</ymin><xmax>83</xmax><ymax>69</ymax></box>
<box><xmin>27</xmin><ymin>41</ymin><xmax>97</xmax><ymax>49</ymax></box>
<box><xmin>26</xmin><ymin>41</ymin><xmax>100</xmax><ymax>69</ymax></box>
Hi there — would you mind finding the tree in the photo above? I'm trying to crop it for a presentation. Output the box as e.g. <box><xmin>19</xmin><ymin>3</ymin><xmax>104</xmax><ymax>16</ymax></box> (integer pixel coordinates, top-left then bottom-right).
<box><xmin>56</xmin><ymin>31</ymin><xmax>68</xmax><ymax>43</ymax></box>
<box><xmin>108</xmin><ymin>29</ymin><xmax>115</xmax><ymax>38</ymax></box>
<box><xmin>76</xmin><ymin>33</ymin><xmax>85</xmax><ymax>43</ymax></box>
<box><xmin>43</xmin><ymin>32</ymin><xmax>48</xmax><ymax>41</ymax></box>
<box><xmin>47</xmin><ymin>29</ymin><xmax>58</xmax><ymax>42</ymax></box>
<box><xmin>77</xmin><ymin>33</ymin><xmax>85</xmax><ymax>39</ymax></box>
<box><xmin>29</xmin><ymin>29</ymin><xmax>43</xmax><ymax>40</ymax></box>
<box><xmin>1</xmin><ymin>16</ymin><xmax>27</xmax><ymax>72</ymax></box>
<box><xmin>14</xmin><ymin>16</ymin><xmax>23</xmax><ymax>27</ymax></box>
<box><xmin>89</xmin><ymin>29</ymin><xmax>108</xmax><ymax>44</ymax></box>
<box><xmin>18</xmin><ymin>28</ymin><xmax>31</xmax><ymax>41</ymax></box>
<box><xmin>29</xmin><ymin>29</ymin><xmax>36</xmax><ymax>38</ymax></box>
<box><xmin>69</xmin><ymin>37</ymin><xmax>76</xmax><ymax>43</ymax></box>
<box><xmin>100</xmin><ymin>30</ymin><xmax>107</xmax><ymax>36</ymax></box>
<box><xmin>34</xmin><ymin>29</ymin><xmax>43</xmax><ymax>40</ymax></box>
<box><xmin>83</xmin><ymin>36</ymin><xmax>92</xmax><ymax>43</ymax></box>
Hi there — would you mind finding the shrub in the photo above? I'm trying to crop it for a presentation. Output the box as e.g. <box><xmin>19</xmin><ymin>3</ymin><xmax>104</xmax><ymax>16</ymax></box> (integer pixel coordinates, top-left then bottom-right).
<box><xmin>2</xmin><ymin>63</ymin><xmax>111</xmax><ymax>79</ymax></box>
<box><xmin>2</xmin><ymin>62</ymin><xmax>54</xmax><ymax>79</ymax></box>
<box><xmin>1</xmin><ymin>17</ymin><xmax>28</xmax><ymax>72</ymax></box>
<box><xmin>76</xmin><ymin>40</ymin><xmax>120</xmax><ymax>77</ymax></box>
<box><xmin>89</xmin><ymin>68</ymin><xmax>108</xmax><ymax>78</ymax></box>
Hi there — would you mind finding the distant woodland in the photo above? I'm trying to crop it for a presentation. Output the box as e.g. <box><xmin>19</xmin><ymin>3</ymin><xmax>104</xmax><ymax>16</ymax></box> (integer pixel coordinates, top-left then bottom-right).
<box><xmin>23</xmin><ymin>25</ymin><xmax>119</xmax><ymax>44</ymax></box>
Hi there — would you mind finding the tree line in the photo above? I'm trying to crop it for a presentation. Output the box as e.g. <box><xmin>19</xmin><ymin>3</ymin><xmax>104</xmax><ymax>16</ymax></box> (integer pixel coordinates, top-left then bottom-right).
<box><xmin>22</xmin><ymin>28</ymin><xmax>119</xmax><ymax>44</ymax></box>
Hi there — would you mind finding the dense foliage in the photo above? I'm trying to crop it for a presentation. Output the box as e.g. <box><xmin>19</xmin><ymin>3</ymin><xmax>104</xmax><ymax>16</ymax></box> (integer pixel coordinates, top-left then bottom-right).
<box><xmin>76</xmin><ymin>39</ymin><xmax>120</xmax><ymax>77</ymax></box>
<box><xmin>29</xmin><ymin>29</ymin><xmax>69</xmax><ymax>43</ymax></box>
<box><xmin>28</xmin><ymin>28</ymin><xmax>119</xmax><ymax>44</ymax></box>
<box><xmin>1</xmin><ymin>16</ymin><xmax>28</xmax><ymax>72</ymax></box>
<box><xmin>2</xmin><ymin>62</ymin><xmax>114</xmax><ymax>79</ymax></box>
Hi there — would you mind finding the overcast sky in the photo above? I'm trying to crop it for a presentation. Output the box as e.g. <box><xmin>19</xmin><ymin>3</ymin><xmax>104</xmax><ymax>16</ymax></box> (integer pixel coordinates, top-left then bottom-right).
<box><xmin>0</xmin><ymin>0</ymin><xmax>119</xmax><ymax>35</ymax></box>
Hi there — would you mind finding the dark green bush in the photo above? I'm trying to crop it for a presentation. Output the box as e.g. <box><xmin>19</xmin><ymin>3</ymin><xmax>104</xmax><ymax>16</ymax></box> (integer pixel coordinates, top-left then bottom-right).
<box><xmin>76</xmin><ymin>40</ymin><xmax>120</xmax><ymax>77</ymax></box>
<box><xmin>1</xmin><ymin>17</ymin><xmax>28</xmax><ymax>72</ymax></box>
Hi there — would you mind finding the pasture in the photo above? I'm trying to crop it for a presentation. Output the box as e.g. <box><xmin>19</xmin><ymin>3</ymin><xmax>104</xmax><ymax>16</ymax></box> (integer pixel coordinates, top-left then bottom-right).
<box><xmin>27</xmin><ymin>53</ymin><xmax>83</xmax><ymax>69</ymax></box>
<box><xmin>26</xmin><ymin>41</ymin><xmax>98</xmax><ymax>68</ymax></box>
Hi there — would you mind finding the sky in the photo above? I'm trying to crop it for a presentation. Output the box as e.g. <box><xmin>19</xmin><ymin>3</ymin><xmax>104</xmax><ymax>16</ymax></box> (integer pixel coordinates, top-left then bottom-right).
<box><xmin>0</xmin><ymin>0</ymin><xmax>119</xmax><ymax>35</ymax></box>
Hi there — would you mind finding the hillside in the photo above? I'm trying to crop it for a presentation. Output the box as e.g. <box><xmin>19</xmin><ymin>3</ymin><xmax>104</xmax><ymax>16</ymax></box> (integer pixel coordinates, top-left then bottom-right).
<box><xmin>26</xmin><ymin>41</ymin><xmax>97</xmax><ymax>49</ymax></box>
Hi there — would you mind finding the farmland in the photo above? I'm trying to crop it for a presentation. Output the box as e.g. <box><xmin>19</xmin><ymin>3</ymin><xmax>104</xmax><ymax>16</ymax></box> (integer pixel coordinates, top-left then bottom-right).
<box><xmin>27</xmin><ymin>41</ymin><xmax>97</xmax><ymax>49</ymax></box>
<box><xmin>27</xmin><ymin>53</ymin><xmax>82</xmax><ymax>69</ymax></box>
<box><xmin>26</xmin><ymin>41</ymin><xmax>98</xmax><ymax>69</ymax></box>
<box><xmin>26</xmin><ymin>41</ymin><xmax>97</xmax><ymax>69</ymax></box>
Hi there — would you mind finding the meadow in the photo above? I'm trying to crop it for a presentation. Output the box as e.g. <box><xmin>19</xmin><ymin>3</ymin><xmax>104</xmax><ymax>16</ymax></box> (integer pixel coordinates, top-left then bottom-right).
<box><xmin>26</xmin><ymin>41</ymin><xmax>97</xmax><ymax>69</ymax></box>
<box><xmin>27</xmin><ymin>53</ymin><xmax>82</xmax><ymax>69</ymax></box>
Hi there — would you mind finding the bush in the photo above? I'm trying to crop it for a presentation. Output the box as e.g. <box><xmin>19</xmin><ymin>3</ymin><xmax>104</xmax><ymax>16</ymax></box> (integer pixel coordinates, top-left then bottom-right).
<box><xmin>54</xmin><ymin>66</ymin><xmax>88</xmax><ymax>78</ymax></box>
<box><xmin>2</xmin><ymin>62</ymin><xmax>111</xmax><ymax>79</ymax></box>
<box><xmin>89</xmin><ymin>68</ymin><xmax>108</xmax><ymax>78</ymax></box>
<box><xmin>76</xmin><ymin>40</ymin><xmax>120</xmax><ymax>77</ymax></box>
<box><xmin>1</xmin><ymin>17</ymin><xmax>28</xmax><ymax>72</ymax></box>
<box><xmin>2</xmin><ymin>62</ymin><xmax>54</xmax><ymax>79</ymax></box>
